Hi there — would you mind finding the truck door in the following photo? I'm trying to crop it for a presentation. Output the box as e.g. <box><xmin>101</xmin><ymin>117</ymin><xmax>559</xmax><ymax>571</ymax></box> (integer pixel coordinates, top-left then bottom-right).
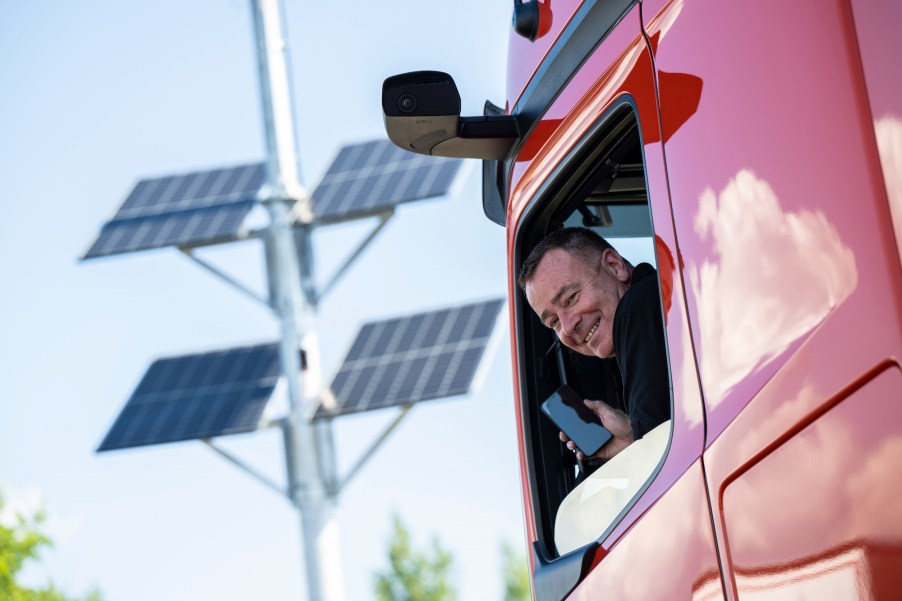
<box><xmin>506</xmin><ymin>3</ymin><xmax>722</xmax><ymax>599</ymax></box>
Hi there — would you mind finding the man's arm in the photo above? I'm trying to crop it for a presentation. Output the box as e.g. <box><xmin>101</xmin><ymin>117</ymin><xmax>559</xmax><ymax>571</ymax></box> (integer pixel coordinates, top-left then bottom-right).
<box><xmin>614</xmin><ymin>276</ymin><xmax>671</xmax><ymax>440</ymax></box>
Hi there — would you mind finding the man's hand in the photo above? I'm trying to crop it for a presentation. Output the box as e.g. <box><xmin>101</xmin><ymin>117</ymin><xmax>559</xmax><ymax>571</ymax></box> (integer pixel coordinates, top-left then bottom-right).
<box><xmin>560</xmin><ymin>399</ymin><xmax>633</xmax><ymax>460</ymax></box>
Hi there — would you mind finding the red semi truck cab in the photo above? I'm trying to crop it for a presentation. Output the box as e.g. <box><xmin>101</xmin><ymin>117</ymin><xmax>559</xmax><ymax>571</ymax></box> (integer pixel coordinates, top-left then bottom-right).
<box><xmin>383</xmin><ymin>1</ymin><xmax>902</xmax><ymax>599</ymax></box>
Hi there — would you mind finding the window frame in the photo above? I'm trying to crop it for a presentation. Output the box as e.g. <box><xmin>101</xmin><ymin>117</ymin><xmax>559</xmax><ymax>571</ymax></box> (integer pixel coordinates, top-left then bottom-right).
<box><xmin>513</xmin><ymin>97</ymin><xmax>675</xmax><ymax>559</ymax></box>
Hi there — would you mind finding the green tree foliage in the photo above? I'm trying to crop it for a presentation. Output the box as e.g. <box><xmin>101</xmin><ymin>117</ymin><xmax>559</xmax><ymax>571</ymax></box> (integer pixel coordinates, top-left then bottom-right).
<box><xmin>374</xmin><ymin>516</ymin><xmax>455</xmax><ymax>601</ymax></box>
<box><xmin>0</xmin><ymin>492</ymin><xmax>103</xmax><ymax>601</ymax></box>
<box><xmin>500</xmin><ymin>541</ymin><xmax>530</xmax><ymax>601</ymax></box>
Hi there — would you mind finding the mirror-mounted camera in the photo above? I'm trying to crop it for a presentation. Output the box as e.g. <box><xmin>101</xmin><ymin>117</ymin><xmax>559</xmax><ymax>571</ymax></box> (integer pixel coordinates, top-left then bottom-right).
<box><xmin>382</xmin><ymin>71</ymin><xmax>519</xmax><ymax>160</ymax></box>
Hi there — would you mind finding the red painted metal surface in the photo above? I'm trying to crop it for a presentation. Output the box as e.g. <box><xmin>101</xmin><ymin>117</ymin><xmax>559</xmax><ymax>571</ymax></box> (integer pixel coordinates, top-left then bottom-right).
<box><xmin>501</xmin><ymin>1</ymin><xmax>902</xmax><ymax>598</ymax></box>
<box><xmin>642</xmin><ymin>0</ymin><xmax>902</xmax><ymax>445</ymax></box>
<box><xmin>713</xmin><ymin>365</ymin><xmax>902</xmax><ymax>599</ymax></box>
<box><xmin>569</xmin><ymin>461</ymin><xmax>722</xmax><ymax>600</ymax></box>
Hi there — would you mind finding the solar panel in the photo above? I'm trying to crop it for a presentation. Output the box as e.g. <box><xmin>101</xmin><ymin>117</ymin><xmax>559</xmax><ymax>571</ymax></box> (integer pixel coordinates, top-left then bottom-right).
<box><xmin>97</xmin><ymin>342</ymin><xmax>281</xmax><ymax>452</ymax></box>
<box><xmin>83</xmin><ymin>163</ymin><xmax>266</xmax><ymax>258</ymax></box>
<box><xmin>311</xmin><ymin>139</ymin><xmax>464</xmax><ymax>222</ymax></box>
<box><xmin>315</xmin><ymin>298</ymin><xmax>504</xmax><ymax>420</ymax></box>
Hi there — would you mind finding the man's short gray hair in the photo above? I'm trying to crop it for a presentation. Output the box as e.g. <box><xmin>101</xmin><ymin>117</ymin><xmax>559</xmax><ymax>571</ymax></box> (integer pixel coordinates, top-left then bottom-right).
<box><xmin>518</xmin><ymin>227</ymin><xmax>616</xmax><ymax>291</ymax></box>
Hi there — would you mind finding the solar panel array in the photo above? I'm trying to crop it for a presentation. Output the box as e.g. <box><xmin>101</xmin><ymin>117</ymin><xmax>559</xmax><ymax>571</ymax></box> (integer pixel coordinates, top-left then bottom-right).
<box><xmin>85</xmin><ymin>140</ymin><xmax>463</xmax><ymax>258</ymax></box>
<box><xmin>311</xmin><ymin>139</ymin><xmax>463</xmax><ymax>222</ymax></box>
<box><xmin>315</xmin><ymin>298</ymin><xmax>504</xmax><ymax>420</ymax></box>
<box><xmin>97</xmin><ymin>342</ymin><xmax>281</xmax><ymax>452</ymax></box>
<box><xmin>84</xmin><ymin>163</ymin><xmax>266</xmax><ymax>258</ymax></box>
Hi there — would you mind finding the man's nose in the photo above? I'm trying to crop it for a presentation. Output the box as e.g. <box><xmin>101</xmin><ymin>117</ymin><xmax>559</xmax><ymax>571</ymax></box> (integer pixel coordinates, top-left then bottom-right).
<box><xmin>559</xmin><ymin>311</ymin><xmax>580</xmax><ymax>339</ymax></box>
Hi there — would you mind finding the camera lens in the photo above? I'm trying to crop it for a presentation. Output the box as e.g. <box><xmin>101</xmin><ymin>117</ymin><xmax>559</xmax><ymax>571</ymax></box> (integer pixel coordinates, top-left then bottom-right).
<box><xmin>397</xmin><ymin>93</ymin><xmax>417</xmax><ymax>114</ymax></box>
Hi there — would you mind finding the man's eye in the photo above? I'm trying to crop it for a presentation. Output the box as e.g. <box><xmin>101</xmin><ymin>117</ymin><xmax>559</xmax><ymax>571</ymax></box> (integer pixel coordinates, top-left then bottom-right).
<box><xmin>566</xmin><ymin>292</ymin><xmax>578</xmax><ymax>306</ymax></box>
<box><xmin>549</xmin><ymin>317</ymin><xmax>559</xmax><ymax>330</ymax></box>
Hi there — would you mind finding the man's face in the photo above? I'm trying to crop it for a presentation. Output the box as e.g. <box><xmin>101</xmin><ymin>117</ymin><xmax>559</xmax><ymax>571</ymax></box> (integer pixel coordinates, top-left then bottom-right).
<box><xmin>524</xmin><ymin>247</ymin><xmax>630</xmax><ymax>358</ymax></box>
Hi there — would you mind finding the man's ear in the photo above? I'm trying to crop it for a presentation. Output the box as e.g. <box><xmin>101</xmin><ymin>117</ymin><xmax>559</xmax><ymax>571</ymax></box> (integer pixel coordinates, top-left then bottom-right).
<box><xmin>601</xmin><ymin>248</ymin><xmax>630</xmax><ymax>282</ymax></box>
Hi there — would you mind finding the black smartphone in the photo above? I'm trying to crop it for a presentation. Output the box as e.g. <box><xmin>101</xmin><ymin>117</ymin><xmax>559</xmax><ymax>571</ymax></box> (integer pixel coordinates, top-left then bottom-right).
<box><xmin>540</xmin><ymin>385</ymin><xmax>613</xmax><ymax>456</ymax></box>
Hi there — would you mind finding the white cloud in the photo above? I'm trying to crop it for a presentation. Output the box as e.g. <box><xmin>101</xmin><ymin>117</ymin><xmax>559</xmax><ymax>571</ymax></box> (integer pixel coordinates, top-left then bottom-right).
<box><xmin>689</xmin><ymin>170</ymin><xmax>857</xmax><ymax>406</ymax></box>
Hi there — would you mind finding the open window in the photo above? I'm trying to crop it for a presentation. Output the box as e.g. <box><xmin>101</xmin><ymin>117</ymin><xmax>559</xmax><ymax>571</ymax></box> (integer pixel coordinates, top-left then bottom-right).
<box><xmin>515</xmin><ymin>102</ymin><xmax>673</xmax><ymax>566</ymax></box>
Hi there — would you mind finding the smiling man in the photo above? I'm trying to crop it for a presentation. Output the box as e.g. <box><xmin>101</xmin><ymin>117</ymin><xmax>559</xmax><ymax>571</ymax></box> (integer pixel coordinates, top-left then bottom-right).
<box><xmin>518</xmin><ymin>227</ymin><xmax>670</xmax><ymax>460</ymax></box>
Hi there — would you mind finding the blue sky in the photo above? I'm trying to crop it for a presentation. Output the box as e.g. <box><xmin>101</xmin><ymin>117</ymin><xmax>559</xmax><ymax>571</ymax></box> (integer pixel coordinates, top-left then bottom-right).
<box><xmin>0</xmin><ymin>2</ymin><xmax>525</xmax><ymax>600</ymax></box>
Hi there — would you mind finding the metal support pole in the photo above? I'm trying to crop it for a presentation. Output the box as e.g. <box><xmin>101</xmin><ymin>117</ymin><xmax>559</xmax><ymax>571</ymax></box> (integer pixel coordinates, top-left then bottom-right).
<box><xmin>250</xmin><ymin>0</ymin><xmax>307</xmax><ymax>216</ymax></box>
<box><xmin>202</xmin><ymin>439</ymin><xmax>288</xmax><ymax>498</ymax></box>
<box><xmin>179</xmin><ymin>248</ymin><xmax>271</xmax><ymax>308</ymax></box>
<box><xmin>316</xmin><ymin>211</ymin><xmax>394</xmax><ymax>304</ymax></box>
<box><xmin>250</xmin><ymin>2</ymin><xmax>344</xmax><ymax>600</ymax></box>
<box><xmin>338</xmin><ymin>406</ymin><xmax>412</xmax><ymax>493</ymax></box>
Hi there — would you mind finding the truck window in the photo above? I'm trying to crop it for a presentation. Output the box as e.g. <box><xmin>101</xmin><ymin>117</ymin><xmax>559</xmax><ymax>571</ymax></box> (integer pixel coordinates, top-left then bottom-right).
<box><xmin>515</xmin><ymin>103</ymin><xmax>672</xmax><ymax>557</ymax></box>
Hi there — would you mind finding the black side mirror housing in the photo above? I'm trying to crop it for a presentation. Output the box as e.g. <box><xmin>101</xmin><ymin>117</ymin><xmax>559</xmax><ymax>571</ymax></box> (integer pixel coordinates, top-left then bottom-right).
<box><xmin>382</xmin><ymin>71</ymin><xmax>519</xmax><ymax>160</ymax></box>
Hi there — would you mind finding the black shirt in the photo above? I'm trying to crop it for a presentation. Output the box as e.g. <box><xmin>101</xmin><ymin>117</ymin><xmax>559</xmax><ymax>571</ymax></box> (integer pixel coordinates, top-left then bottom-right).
<box><xmin>612</xmin><ymin>263</ymin><xmax>671</xmax><ymax>440</ymax></box>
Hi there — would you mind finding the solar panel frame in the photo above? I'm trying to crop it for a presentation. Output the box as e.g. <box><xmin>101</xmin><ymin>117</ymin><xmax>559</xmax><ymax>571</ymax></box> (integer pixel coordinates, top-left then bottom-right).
<box><xmin>97</xmin><ymin>342</ymin><xmax>282</xmax><ymax>452</ymax></box>
<box><xmin>315</xmin><ymin>298</ymin><xmax>504</xmax><ymax>420</ymax></box>
<box><xmin>310</xmin><ymin>139</ymin><xmax>464</xmax><ymax>223</ymax></box>
<box><xmin>83</xmin><ymin>163</ymin><xmax>266</xmax><ymax>259</ymax></box>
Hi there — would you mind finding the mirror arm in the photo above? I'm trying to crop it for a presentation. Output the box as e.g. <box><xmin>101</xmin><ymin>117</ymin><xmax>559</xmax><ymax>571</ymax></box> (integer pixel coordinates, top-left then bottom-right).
<box><xmin>458</xmin><ymin>116</ymin><xmax>520</xmax><ymax>139</ymax></box>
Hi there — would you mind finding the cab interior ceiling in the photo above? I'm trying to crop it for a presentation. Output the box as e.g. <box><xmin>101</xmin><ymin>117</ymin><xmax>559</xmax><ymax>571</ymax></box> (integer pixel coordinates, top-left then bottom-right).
<box><xmin>555</xmin><ymin>119</ymin><xmax>649</xmax><ymax>235</ymax></box>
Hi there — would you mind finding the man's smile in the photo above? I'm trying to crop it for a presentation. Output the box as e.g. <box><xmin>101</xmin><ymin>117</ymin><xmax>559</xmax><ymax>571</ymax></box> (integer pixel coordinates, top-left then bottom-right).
<box><xmin>583</xmin><ymin>319</ymin><xmax>600</xmax><ymax>344</ymax></box>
